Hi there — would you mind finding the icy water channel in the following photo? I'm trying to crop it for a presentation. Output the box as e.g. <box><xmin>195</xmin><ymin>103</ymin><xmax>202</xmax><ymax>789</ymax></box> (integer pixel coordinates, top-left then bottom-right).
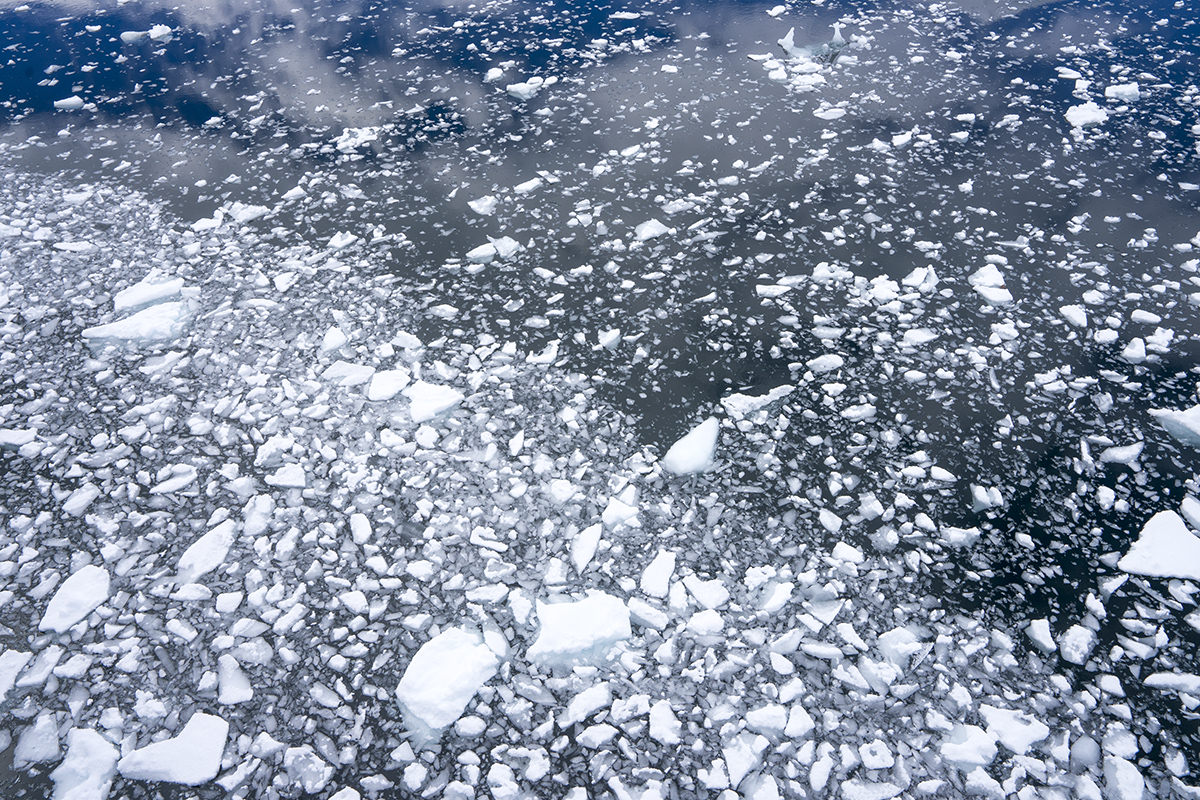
<box><xmin>0</xmin><ymin>0</ymin><xmax>1199</xmax><ymax>797</ymax></box>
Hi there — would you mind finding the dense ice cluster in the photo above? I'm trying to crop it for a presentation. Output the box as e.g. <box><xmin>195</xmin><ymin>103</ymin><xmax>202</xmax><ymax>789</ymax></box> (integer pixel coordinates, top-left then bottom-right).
<box><xmin>0</xmin><ymin>0</ymin><xmax>1199</xmax><ymax>798</ymax></box>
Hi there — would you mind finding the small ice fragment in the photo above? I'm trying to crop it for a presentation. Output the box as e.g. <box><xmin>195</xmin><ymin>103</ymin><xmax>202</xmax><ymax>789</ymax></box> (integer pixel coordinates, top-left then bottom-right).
<box><xmin>634</xmin><ymin>219</ymin><xmax>673</xmax><ymax>242</ymax></box>
<box><xmin>468</xmin><ymin>195</ymin><xmax>498</xmax><ymax>215</ymax></box>
<box><xmin>366</xmin><ymin>369</ymin><xmax>411</xmax><ymax>401</ymax></box>
<box><xmin>54</xmin><ymin>95</ymin><xmax>85</xmax><ymax>110</ymax></box>
<box><xmin>640</xmin><ymin>549</ymin><xmax>676</xmax><ymax>598</ymax></box>
<box><xmin>661</xmin><ymin>417</ymin><xmax>718</xmax><ymax>475</ymax></box>
<box><xmin>40</xmin><ymin>564</ymin><xmax>109</xmax><ymax>633</ymax></box>
<box><xmin>264</xmin><ymin>463</ymin><xmax>306</xmax><ymax>489</ymax></box>
<box><xmin>1149</xmin><ymin>404</ymin><xmax>1200</xmax><ymax>447</ymax></box>
<box><xmin>177</xmin><ymin>520</ymin><xmax>236</xmax><ymax>583</ymax></box>
<box><xmin>1104</xmin><ymin>82</ymin><xmax>1140</xmax><ymax>102</ymax></box>
<box><xmin>14</xmin><ymin>712</ymin><xmax>61</xmax><ymax>767</ymax></box>
<box><xmin>114</xmin><ymin>275</ymin><xmax>184</xmax><ymax>311</ymax></box>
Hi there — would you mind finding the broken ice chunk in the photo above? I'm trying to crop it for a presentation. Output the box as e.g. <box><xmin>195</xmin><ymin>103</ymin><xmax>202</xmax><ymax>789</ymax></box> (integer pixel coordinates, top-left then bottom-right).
<box><xmin>1065</xmin><ymin>101</ymin><xmax>1108</xmax><ymax>128</ymax></box>
<box><xmin>177</xmin><ymin>519</ymin><xmax>236</xmax><ymax>583</ymax></box>
<box><xmin>527</xmin><ymin>591</ymin><xmax>631</xmax><ymax>666</ymax></box>
<box><xmin>14</xmin><ymin>712</ymin><xmax>61</xmax><ymax>767</ymax></box>
<box><xmin>633</xmin><ymin>219</ymin><xmax>673</xmax><ymax>242</ymax></box>
<box><xmin>1149</xmin><ymin>404</ymin><xmax>1200</xmax><ymax>447</ymax></box>
<box><xmin>82</xmin><ymin>301</ymin><xmax>191</xmax><ymax>343</ymax></box>
<box><xmin>1117</xmin><ymin>511</ymin><xmax>1200</xmax><ymax>580</ymax></box>
<box><xmin>661</xmin><ymin>417</ymin><xmax>719</xmax><ymax>475</ymax></box>
<box><xmin>264</xmin><ymin>463</ymin><xmax>306</xmax><ymax>489</ymax></box>
<box><xmin>113</xmin><ymin>274</ymin><xmax>184</xmax><ymax>312</ymax></box>
<box><xmin>404</xmin><ymin>381</ymin><xmax>465</xmax><ymax>423</ymax></box>
<box><xmin>51</xmin><ymin>729</ymin><xmax>118</xmax><ymax>800</ymax></box>
<box><xmin>40</xmin><ymin>564</ymin><xmax>109</xmax><ymax>633</ymax></box>
<box><xmin>939</xmin><ymin>725</ymin><xmax>997</xmax><ymax>768</ymax></box>
<box><xmin>468</xmin><ymin>195</ymin><xmax>498</xmax><ymax>215</ymax></box>
<box><xmin>217</xmin><ymin>654</ymin><xmax>253</xmax><ymax>704</ymax></box>
<box><xmin>721</xmin><ymin>385</ymin><xmax>794</xmax><ymax>419</ymax></box>
<box><xmin>978</xmin><ymin>705</ymin><xmax>1050</xmax><ymax>755</ymax></box>
<box><xmin>640</xmin><ymin>549</ymin><xmax>676</xmax><ymax>598</ymax></box>
<box><xmin>117</xmin><ymin>712</ymin><xmax>229</xmax><ymax>785</ymax></box>
<box><xmin>395</xmin><ymin>628</ymin><xmax>499</xmax><ymax>734</ymax></box>
<box><xmin>366</xmin><ymin>369</ymin><xmax>411</xmax><ymax>401</ymax></box>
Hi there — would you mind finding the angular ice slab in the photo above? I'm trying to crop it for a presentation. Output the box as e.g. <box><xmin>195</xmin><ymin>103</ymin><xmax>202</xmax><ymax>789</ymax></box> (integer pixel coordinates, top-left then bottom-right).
<box><xmin>661</xmin><ymin>417</ymin><xmax>719</xmax><ymax>475</ymax></box>
<box><xmin>113</xmin><ymin>273</ymin><xmax>184</xmax><ymax>312</ymax></box>
<box><xmin>395</xmin><ymin>628</ymin><xmax>499</xmax><ymax>734</ymax></box>
<box><xmin>40</xmin><ymin>564</ymin><xmax>109</xmax><ymax>633</ymax></box>
<box><xmin>82</xmin><ymin>301</ymin><xmax>190</xmax><ymax>343</ymax></box>
<box><xmin>117</xmin><ymin>712</ymin><xmax>229</xmax><ymax>785</ymax></box>
<box><xmin>527</xmin><ymin>591</ymin><xmax>631</xmax><ymax>667</ymax></box>
<box><xmin>1150</xmin><ymin>405</ymin><xmax>1200</xmax><ymax>447</ymax></box>
<box><xmin>1117</xmin><ymin>511</ymin><xmax>1200</xmax><ymax>580</ymax></box>
<box><xmin>177</xmin><ymin>520</ymin><xmax>236</xmax><ymax>584</ymax></box>
<box><xmin>404</xmin><ymin>381</ymin><xmax>465</xmax><ymax>423</ymax></box>
<box><xmin>51</xmin><ymin>728</ymin><xmax>118</xmax><ymax>800</ymax></box>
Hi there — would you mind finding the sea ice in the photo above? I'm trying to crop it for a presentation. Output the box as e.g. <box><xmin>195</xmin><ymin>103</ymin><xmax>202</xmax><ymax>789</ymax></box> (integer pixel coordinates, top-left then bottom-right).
<box><xmin>117</xmin><ymin>712</ymin><xmax>229</xmax><ymax>785</ymax></box>
<box><xmin>1117</xmin><ymin>511</ymin><xmax>1200</xmax><ymax>580</ymax></box>
<box><xmin>404</xmin><ymin>381</ymin><xmax>465</xmax><ymax>423</ymax></box>
<box><xmin>395</xmin><ymin>628</ymin><xmax>500</xmax><ymax>732</ymax></box>
<box><xmin>177</xmin><ymin>519</ymin><xmax>236</xmax><ymax>583</ymax></box>
<box><xmin>82</xmin><ymin>301</ymin><xmax>190</xmax><ymax>343</ymax></box>
<box><xmin>661</xmin><ymin>417</ymin><xmax>719</xmax><ymax>474</ymax></box>
<box><xmin>527</xmin><ymin>592</ymin><xmax>631</xmax><ymax>666</ymax></box>
<box><xmin>40</xmin><ymin>564</ymin><xmax>109</xmax><ymax>633</ymax></box>
<box><xmin>50</xmin><ymin>728</ymin><xmax>118</xmax><ymax>800</ymax></box>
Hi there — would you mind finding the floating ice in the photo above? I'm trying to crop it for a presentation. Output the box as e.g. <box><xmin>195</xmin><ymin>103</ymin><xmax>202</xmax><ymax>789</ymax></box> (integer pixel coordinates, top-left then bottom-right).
<box><xmin>1117</xmin><ymin>511</ymin><xmax>1200</xmax><ymax>580</ymax></box>
<box><xmin>633</xmin><ymin>219</ymin><xmax>673</xmax><ymax>242</ymax></box>
<box><xmin>404</xmin><ymin>381</ymin><xmax>465</xmax><ymax>423</ymax></box>
<box><xmin>527</xmin><ymin>592</ymin><xmax>631</xmax><ymax>666</ymax></box>
<box><xmin>177</xmin><ymin>519</ymin><xmax>236</xmax><ymax>583</ymax></box>
<box><xmin>1149</xmin><ymin>404</ymin><xmax>1200</xmax><ymax>447</ymax></box>
<box><xmin>117</xmin><ymin>712</ymin><xmax>229</xmax><ymax>785</ymax></box>
<box><xmin>82</xmin><ymin>301</ymin><xmax>191</xmax><ymax>343</ymax></box>
<box><xmin>1065</xmin><ymin>101</ymin><xmax>1108</xmax><ymax>128</ymax></box>
<box><xmin>40</xmin><ymin>564</ymin><xmax>109</xmax><ymax>633</ymax></box>
<box><xmin>395</xmin><ymin>628</ymin><xmax>500</xmax><ymax>732</ymax></box>
<box><xmin>113</xmin><ymin>273</ymin><xmax>184</xmax><ymax>311</ymax></box>
<box><xmin>51</xmin><ymin>729</ymin><xmax>118</xmax><ymax>800</ymax></box>
<box><xmin>661</xmin><ymin>417</ymin><xmax>719</xmax><ymax>474</ymax></box>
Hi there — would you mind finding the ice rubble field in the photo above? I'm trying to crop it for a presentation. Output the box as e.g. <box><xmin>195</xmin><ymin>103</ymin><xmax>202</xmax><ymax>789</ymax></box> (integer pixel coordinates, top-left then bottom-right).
<box><xmin>2</xmin><ymin>1</ymin><xmax>1200</xmax><ymax>799</ymax></box>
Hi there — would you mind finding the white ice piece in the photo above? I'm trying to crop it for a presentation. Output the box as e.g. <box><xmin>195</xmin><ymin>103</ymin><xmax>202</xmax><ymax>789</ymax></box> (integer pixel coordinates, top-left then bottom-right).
<box><xmin>395</xmin><ymin>628</ymin><xmax>500</xmax><ymax>732</ymax></box>
<box><xmin>1117</xmin><ymin>511</ymin><xmax>1200</xmax><ymax>580</ymax></box>
<box><xmin>114</xmin><ymin>274</ymin><xmax>184</xmax><ymax>311</ymax></box>
<box><xmin>366</xmin><ymin>369</ymin><xmax>411</xmax><ymax>401</ymax></box>
<box><xmin>51</xmin><ymin>728</ymin><xmax>119</xmax><ymax>800</ymax></box>
<box><xmin>40</xmin><ymin>565</ymin><xmax>110</xmax><ymax>633</ymax></box>
<box><xmin>1150</xmin><ymin>404</ymin><xmax>1200</xmax><ymax>447</ymax></box>
<box><xmin>82</xmin><ymin>301</ymin><xmax>190</xmax><ymax>343</ymax></box>
<box><xmin>177</xmin><ymin>519</ymin><xmax>236</xmax><ymax>583</ymax></box>
<box><xmin>661</xmin><ymin>417</ymin><xmax>719</xmax><ymax>475</ymax></box>
<box><xmin>527</xmin><ymin>592</ymin><xmax>631</xmax><ymax>666</ymax></box>
<box><xmin>404</xmin><ymin>381</ymin><xmax>465</xmax><ymax>423</ymax></box>
<box><xmin>1066</xmin><ymin>101</ymin><xmax>1108</xmax><ymax>128</ymax></box>
<box><xmin>634</xmin><ymin>219</ymin><xmax>673</xmax><ymax>242</ymax></box>
<box><xmin>117</xmin><ymin>712</ymin><xmax>229</xmax><ymax>785</ymax></box>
